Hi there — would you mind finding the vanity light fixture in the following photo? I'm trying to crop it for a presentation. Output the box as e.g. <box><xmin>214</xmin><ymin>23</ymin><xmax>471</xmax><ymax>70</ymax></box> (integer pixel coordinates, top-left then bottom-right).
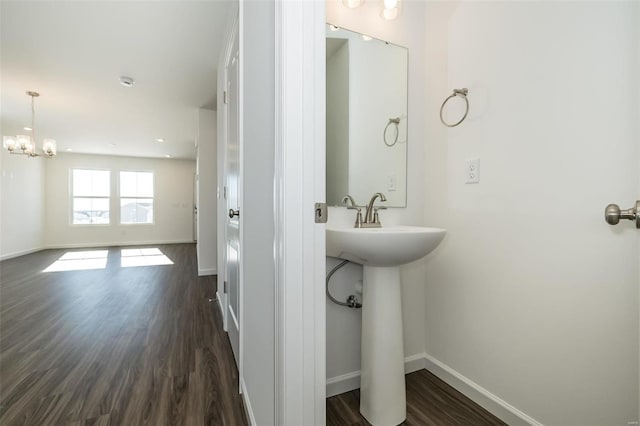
<box><xmin>3</xmin><ymin>91</ymin><xmax>56</xmax><ymax>158</ymax></box>
<box><xmin>381</xmin><ymin>0</ymin><xmax>400</xmax><ymax>20</ymax></box>
<box><xmin>342</xmin><ymin>0</ymin><xmax>363</xmax><ymax>8</ymax></box>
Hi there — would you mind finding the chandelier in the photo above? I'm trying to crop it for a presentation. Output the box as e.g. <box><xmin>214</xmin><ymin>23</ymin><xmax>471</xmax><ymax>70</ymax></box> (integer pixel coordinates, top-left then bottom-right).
<box><xmin>3</xmin><ymin>91</ymin><xmax>56</xmax><ymax>158</ymax></box>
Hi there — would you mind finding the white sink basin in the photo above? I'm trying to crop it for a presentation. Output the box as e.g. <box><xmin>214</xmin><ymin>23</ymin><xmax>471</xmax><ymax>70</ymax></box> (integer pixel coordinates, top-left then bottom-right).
<box><xmin>326</xmin><ymin>226</ymin><xmax>446</xmax><ymax>267</ymax></box>
<box><xmin>325</xmin><ymin>225</ymin><xmax>446</xmax><ymax>425</ymax></box>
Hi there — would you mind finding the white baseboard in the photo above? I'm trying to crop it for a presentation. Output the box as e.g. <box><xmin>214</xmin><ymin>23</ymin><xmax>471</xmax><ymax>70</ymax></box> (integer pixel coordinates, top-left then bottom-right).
<box><xmin>326</xmin><ymin>371</ymin><xmax>360</xmax><ymax>398</ymax></box>
<box><xmin>0</xmin><ymin>246</ymin><xmax>45</xmax><ymax>261</ymax></box>
<box><xmin>216</xmin><ymin>291</ymin><xmax>224</xmax><ymax>316</ymax></box>
<box><xmin>240</xmin><ymin>378</ymin><xmax>257</xmax><ymax>426</ymax></box>
<box><xmin>326</xmin><ymin>353</ymin><xmax>542</xmax><ymax>426</ymax></box>
<box><xmin>326</xmin><ymin>352</ymin><xmax>427</xmax><ymax>398</ymax></box>
<box><xmin>423</xmin><ymin>353</ymin><xmax>542</xmax><ymax>426</ymax></box>
<box><xmin>198</xmin><ymin>267</ymin><xmax>217</xmax><ymax>276</ymax></box>
<box><xmin>45</xmin><ymin>239</ymin><xmax>195</xmax><ymax>249</ymax></box>
<box><xmin>2</xmin><ymin>241</ymin><xmax>195</xmax><ymax>261</ymax></box>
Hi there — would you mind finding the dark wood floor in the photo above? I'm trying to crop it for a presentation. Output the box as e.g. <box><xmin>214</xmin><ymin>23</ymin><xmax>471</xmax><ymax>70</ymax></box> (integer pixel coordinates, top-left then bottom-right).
<box><xmin>327</xmin><ymin>369</ymin><xmax>507</xmax><ymax>426</ymax></box>
<box><xmin>2</xmin><ymin>244</ymin><xmax>505</xmax><ymax>426</ymax></box>
<box><xmin>0</xmin><ymin>243</ymin><xmax>247</xmax><ymax>426</ymax></box>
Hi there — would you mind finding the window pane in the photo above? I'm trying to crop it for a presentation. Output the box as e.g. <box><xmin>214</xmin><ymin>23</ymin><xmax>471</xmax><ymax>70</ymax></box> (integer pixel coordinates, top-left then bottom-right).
<box><xmin>137</xmin><ymin>173</ymin><xmax>153</xmax><ymax>197</ymax></box>
<box><xmin>120</xmin><ymin>171</ymin><xmax>153</xmax><ymax>197</ymax></box>
<box><xmin>73</xmin><ymin>170</ymin><xmax>91</xmax><ymax>196</ymax></box>
<box><xmin>91</xmin><ymin>171</ymin><xmax>110</xmax><ymax>196</ymax></box>
<box><xmin>120</xmin><ymin>172</ymin><xmax>137</xmax><ymax>197</ymax></box>
<box><xmin>120</xmin><ymin>199</ymin><xmax>153</xmax><ymax>224</ymax></box>
<box><xmin>73</xmin><ymin>169</ymin><xmax>109</xmax><ymax>197</ymax></box>
<box><xmin>73</xmin><ymin>197</ymin><xmax>110</xmax><ymax>224</ymax></box>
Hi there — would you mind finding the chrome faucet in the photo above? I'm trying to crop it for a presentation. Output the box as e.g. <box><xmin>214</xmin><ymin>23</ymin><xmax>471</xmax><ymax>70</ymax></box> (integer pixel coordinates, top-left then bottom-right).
<box><xmin>363</xmin><ymin>192</ymin><xmax>387</xmax><ymax>228</ymax></box>
<box><xmin>342</xmin><ymin>195</ymin><xmax>363</xmax><ymax>228</ymax></box>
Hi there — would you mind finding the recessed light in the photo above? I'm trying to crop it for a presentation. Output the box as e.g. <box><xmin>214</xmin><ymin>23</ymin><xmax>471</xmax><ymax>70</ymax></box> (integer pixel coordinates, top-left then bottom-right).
<box><xmin>155</xmin><ymin>138</ymin><xmax>165</xmax><ymax>143</ymax></box>
<box><xmin>164</xmin><ymin>154</ymin><xmax>171</xmax><ymax>158</ymax></box>
<box><xmin>119</xmin><ymin>76</ymin><xmax>135</xmax><ymax>88</ymax></box>
<box><xmin>23</xmin><ymin>126</ymin><xmax>32</xmax><ymax>131</ymax></box>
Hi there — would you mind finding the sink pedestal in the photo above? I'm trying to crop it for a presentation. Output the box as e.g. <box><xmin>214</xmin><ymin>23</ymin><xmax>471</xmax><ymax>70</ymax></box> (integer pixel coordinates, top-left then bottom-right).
<box><xmin>326</xmin><ymin>226</ymin><xmax>446</xmax><ymax>426</ymax></box>
<box><xmin>360</xmin><ymin>266</ymin><xmax>406</xmax><ymax>426</ymax></box>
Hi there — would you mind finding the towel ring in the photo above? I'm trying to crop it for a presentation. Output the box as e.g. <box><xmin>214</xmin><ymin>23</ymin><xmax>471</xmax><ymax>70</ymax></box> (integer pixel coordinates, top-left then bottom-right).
<box><xmin>384</xmin><ymin>117</ymin><xmax>401</xmax><ymax>147</ymax></box>
<box><xmin>440</xmin><ymin>88</ymin><xmax>469</xmax><ymax>128</ymax></box>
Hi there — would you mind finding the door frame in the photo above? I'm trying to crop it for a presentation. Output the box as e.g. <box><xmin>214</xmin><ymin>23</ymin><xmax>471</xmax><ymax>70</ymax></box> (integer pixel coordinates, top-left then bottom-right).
<box><xmin>274</xmin><ymin>1</ymin><xmax>326</xmax><ymax>424</ymax></box>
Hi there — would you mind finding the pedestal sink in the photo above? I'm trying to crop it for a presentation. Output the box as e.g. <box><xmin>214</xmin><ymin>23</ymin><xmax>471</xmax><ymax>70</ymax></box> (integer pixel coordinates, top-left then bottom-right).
<box><xmin>326</xmin><ymin>226</ymin><xmax>446</xmax><ymax>426</ymax></box>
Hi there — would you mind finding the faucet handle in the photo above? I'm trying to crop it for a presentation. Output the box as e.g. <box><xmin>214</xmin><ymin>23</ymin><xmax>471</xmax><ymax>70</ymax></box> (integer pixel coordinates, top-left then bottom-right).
<box><xmin>373</xmin><ymin>207</ymin><xmax>386</xmax><ymax>225</ymax></box>
<box><xmin>355</xmin><ymin>210</ymin><xmax>363</xmax><ymax>228</ymax></box>
<box><xmin>342</xmin><ymin>195</ymin><xmax>362</xmax><ymax>211</ymax></box>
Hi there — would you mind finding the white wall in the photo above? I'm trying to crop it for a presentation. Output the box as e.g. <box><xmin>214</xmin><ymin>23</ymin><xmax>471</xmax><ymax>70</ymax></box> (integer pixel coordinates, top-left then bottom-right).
<box><xmin>240</xmin><ymin>1</ymin><xmax>276</xmax><ymax>423</ymax></box>
<box><xmin>423</xmin><ymin>2</ymin><xmax>639</xmax><ymax>425</ymax></box>
<box><xmin>325</xmin><ymin>0</ymin><xmax>428</xmax><ymax>393</ymax></box>
<box><xmin>0</xmin><ymin>149</ymin><xmax>45</xmax><ymax>259</ymax></box>
<box><xmin>197</xmin><ymin>108</ymin><xmax>217</xmax><ymax>276</ymax></box>
<box><xmin>45</xmin><ymin>153</ymin><xmax>196</xmax><ymax>247</ymax></box>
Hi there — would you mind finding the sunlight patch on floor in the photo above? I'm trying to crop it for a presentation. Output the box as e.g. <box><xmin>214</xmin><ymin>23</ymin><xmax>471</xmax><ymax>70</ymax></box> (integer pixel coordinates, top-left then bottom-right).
<box><xmin>120</xmin><ymin>248</ymin><xmax>174</xmax><ymax>268</ymax></box>
<box><xmin>43</xmin><ymin>250</ymin><xmax>108</xmax><ymax>272</ymax></box>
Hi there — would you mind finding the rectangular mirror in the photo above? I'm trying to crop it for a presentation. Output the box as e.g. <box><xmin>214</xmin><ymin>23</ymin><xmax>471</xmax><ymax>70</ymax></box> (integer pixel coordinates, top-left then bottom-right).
<box><xmin>326</xmin><ymin>24</ymin><xmax>408</xmax><ymax>207</ymax></box>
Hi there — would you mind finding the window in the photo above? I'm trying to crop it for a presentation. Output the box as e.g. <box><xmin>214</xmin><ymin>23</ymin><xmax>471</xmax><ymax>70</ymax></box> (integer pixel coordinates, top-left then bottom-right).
<box><xmin>72</xmin><ymin>169</ymin><xmax>110</xmax><ymax>224</ymax></box>
<box><xmin>120</xmin><ymin>171</ymin><xmax>154</xmax><ymax>224</ymax></box>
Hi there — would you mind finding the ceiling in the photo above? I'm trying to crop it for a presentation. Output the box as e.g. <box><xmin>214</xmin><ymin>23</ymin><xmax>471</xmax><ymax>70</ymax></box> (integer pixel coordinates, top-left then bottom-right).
<box><xmin>1</xmin><ymin>1</ymin><xmax>233</xmax><ymax>160</ymax></box>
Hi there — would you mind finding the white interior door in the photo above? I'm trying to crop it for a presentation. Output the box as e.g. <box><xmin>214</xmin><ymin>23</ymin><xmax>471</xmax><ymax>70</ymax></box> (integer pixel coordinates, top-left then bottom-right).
<box><xmin>225</xmin><ymin>34</ymin><xmax>240</xmax><ymax>365</ymax></box>
<box><xmin>193</xmin><ymin>173</ymin><xmax>197</xmax><ymax>242</ymax></box>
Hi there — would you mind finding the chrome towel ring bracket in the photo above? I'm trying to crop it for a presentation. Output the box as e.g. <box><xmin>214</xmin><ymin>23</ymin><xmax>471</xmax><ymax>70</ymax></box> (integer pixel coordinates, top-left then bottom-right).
<box><xmin>384</xmin><ymin>117</ymin><xmax>401</xmax><ymax>147</ymax></box>
<box><xmin>440</xmin><ymin>88</ymin><xmax>469</xmax><ymax>128</ymax></box>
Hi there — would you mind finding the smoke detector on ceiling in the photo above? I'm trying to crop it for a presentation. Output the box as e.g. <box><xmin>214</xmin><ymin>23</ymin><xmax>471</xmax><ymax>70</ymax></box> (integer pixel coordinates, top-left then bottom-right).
<box><xmin>119</xmin><ymin>76</ymin><xmax>135</xmax><ymax>88</ymax></box>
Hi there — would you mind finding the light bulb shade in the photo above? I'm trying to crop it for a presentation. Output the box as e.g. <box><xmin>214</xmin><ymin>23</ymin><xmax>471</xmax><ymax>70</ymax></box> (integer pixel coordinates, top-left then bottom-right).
<box><xmin>383</xmin><ymin>0</ymin><xmax>398</xmax><ymax>9</ymax></box>
<box><xmin>24</xmin><ymin>141</ymin><xmax>35</xmax><ymax>155</ymax></box>
<box><xmin>342</xmin><ymin>0</ymin><xmax>363</xmax><ymax>8</ymax></box>
<box><xmin>3</xmin><ymin>136</ymin><xmax>17</xmax><ymax>151</ymax></box>
<box><xmin>43</xmin><ymin>139</ymin><xmax>57</xmax><ymax>156</ymax></box>
<box><xmin>17</xmin><ymin>135</ymin><xmax>32</xmax><ymax>150</ymax></box>
<box><xmin>381</xmin><ymin>6</ymin><xmax>399</xmax><ymax>20</ymax></box>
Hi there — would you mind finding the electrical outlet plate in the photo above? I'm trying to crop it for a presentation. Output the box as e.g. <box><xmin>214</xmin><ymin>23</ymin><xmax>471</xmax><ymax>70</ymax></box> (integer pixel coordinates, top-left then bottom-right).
<box><xmin>465</xmin><ymin>158</ymin><xmax>480</xmax><ymax>184</ymax></box>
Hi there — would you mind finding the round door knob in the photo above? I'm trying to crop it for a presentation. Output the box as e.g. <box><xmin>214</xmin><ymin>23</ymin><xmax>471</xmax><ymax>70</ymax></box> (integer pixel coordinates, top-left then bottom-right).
<box><xmin>229</xmin><ymin>209</ymin><xmax>240</xmax><ymax>218</ymax></box>
<box><xmin>605</xmin><ymin>201</ymin><xmax>640</xmax><ymax>228</ymax></box>
<box><xmin>605</xmin><ymin>204</ymin><xmax>621</xmax><ymax>225</ymax></box>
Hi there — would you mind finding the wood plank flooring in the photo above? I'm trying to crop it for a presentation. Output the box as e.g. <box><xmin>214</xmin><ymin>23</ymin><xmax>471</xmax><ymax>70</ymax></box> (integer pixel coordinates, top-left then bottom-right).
<box><xmin>327</xmin><ymin>369</ymin><xmax>507</xmax><ymax>426</ymax></box>
<box><xmin>3</xmin><ymin>243</ymin><xmax>506</xmax><ymax>426</ymax></box>
<box><xmin>0</xmin><ymin>244</ymin><xmax>247</xmax><ymax>426</ymax></box>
